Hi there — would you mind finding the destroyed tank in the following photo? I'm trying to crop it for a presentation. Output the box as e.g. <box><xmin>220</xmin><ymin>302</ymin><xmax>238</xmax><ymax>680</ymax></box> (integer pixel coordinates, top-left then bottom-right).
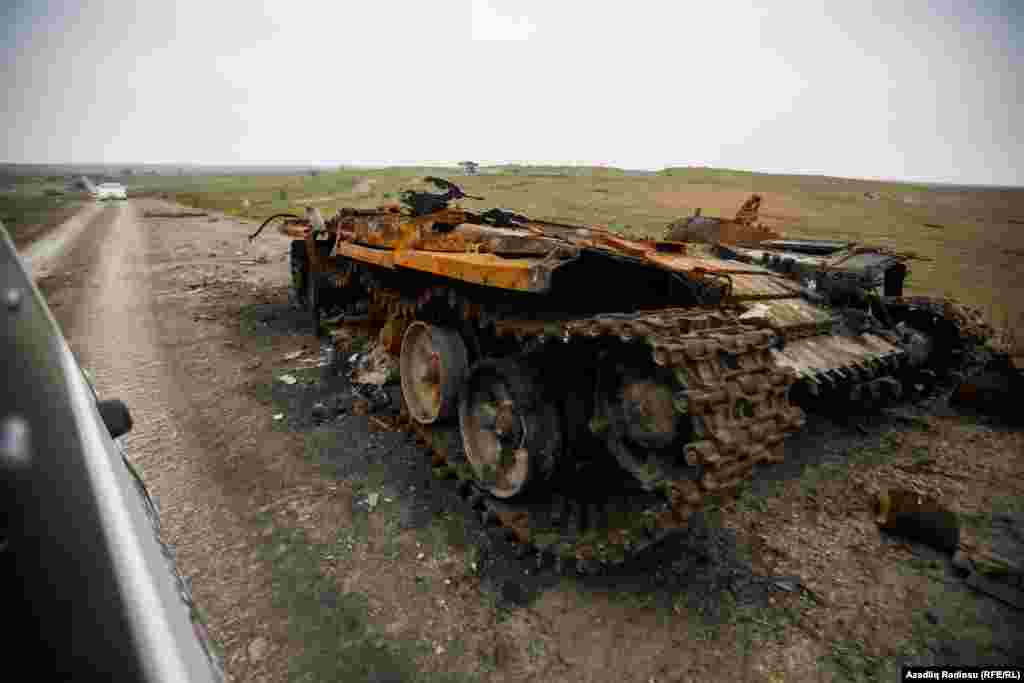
<box><xmin>251</xmin><ymin>178</ymin><xmax>999</xmax><ymax>571</ymax></box>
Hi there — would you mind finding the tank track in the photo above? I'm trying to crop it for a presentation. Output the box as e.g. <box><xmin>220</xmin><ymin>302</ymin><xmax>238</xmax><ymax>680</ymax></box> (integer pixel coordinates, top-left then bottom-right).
<box><xmin>742</xmin><ymin>296</ymin><xmax>997</xmax><ymax>411</ymax></box>
<box><xmin>330</xmin><ymin>267</ymin><xmax>805</xmax><ymax>571</ymax></box>
<box><xmin>326</xmin><ymin>263</ymin><xmax>994</xmax><ymax>573</ymax></box>
<box><xmin>403</xmin><ymin>309</ymin><xmax>805</xmax><ymax>573</ymax></box>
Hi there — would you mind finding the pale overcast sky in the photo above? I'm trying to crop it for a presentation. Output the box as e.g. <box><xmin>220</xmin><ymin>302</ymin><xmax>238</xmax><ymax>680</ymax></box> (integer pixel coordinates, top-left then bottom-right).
<box><xmin>2</xmin><ymin>1</ymin><xmax>1021</xmax><ymax>184</ymax></box>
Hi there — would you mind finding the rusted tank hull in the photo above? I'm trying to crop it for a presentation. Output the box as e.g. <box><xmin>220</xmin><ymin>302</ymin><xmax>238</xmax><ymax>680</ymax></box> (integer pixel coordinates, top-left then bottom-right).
<box><xmin>261</xmin><ymin>182</ymin><xmax>1000</xmax><ymax>568</ymax></box>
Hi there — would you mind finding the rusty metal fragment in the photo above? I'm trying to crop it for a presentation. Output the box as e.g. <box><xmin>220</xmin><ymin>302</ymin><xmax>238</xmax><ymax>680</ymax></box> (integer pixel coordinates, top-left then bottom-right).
<box><xmin>876</xmin><ymin>488</ymin><xmax>960</xmax><ymax>554</ymax></box>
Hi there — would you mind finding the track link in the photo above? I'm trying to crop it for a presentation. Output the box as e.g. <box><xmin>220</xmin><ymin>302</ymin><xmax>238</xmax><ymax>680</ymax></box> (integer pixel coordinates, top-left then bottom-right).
<box><xmin>378</xmin><ymin>294</ymin><xmax>807</xmax><ymax>571</ymax></box>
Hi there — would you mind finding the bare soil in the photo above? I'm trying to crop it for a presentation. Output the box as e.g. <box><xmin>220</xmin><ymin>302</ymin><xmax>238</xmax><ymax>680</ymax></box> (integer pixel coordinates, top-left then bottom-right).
<box><xmin>27</xmin><ymin>198</ymin><xmax>1024</xmax><ymax>683</ymax></box>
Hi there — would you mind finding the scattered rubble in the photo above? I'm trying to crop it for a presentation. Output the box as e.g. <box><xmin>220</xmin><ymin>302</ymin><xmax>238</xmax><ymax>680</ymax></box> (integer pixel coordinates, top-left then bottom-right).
<box><xmin>348</xmin><ymin>343</ymin><xmax>398</xmax><ymax>387</ymax></box>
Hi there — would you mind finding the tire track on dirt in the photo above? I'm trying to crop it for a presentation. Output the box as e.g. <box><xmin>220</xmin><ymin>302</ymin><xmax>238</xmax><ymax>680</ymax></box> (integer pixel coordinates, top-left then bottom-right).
<box><xmin>33</xmin><ymin>204</ymin><xmax>119</xmax><ymax>340</ymax></box>
<box><xmin>20</xmin><ymin>201</ymin><xmax>104</xmax><ymax>278</ymax></box>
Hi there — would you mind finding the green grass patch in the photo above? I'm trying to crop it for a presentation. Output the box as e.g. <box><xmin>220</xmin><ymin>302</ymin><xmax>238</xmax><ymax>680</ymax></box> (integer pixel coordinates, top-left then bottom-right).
<box><xmin>735</xmin><ymin>479</ymin><xmax>785</xmax><ymax>513</ymax></box>
<box><xmin>799</xmin><ymin>461</ymin><xmax>847</xmax><ymax>497</ymax></box>
<box><xmin>417</xmin><ymin>512</ymin><xmax>466</xmax><ymax>561</ymax></box>
<box><xmin>673</xmin><ymin>588</ymin><xmax>802</xmax><ymax>650</ymax></box>
<box><xmin>256</xmin><ymin>518</ymin><xmax>478</xmax><ymax>683</ymax></box>
<box><xmin>899</xmin><ymin>556</ymin><xmax>946</xmax><ymax>582</ymax></box>
<box><xmin>732</xmin><ymin>602</ymin><xmax>800</xmax><ymax>657</ymax></box>
<box><xmin>525</xmin><ymin>638</ymin><xmax>546</xmax><ymax>661</ymax></box>
<box><xmin>129</xmin><ymin>169</ymin><xmax>364</xmax><ymax>221</ymax></box>
<box><xmin>910</xmin><ymin>446</ymin><xmax>933</xmax><ymax>466</ymax></box>
<box><xmin>350</xmin><ymin>334</ymin><xmax>371</xmax><ymax>353</ymax></box>
<box><xmin>257</xmin><ymin>522</ymin><xmax>417</xmax><ymax>681</ymax></box>
<box><xmin>304</xmin><ymin>429</ymin><xmax>338</xmax><ymax>465</ymax></box>
<box><xmin>0</xmin><ymin>179</ymin><xmax>86</xmax><ymax>245</ymax></box>
<box><xmin>960</xmin><ymin>495</ymin><xmax>1024</xmax><ymax>544</ymax></box>
<box><xmin>911</xmin><ymin>583</ymin><xmax>998</xmax><ymax>660</ymax></box>
<box><xmin>830</xmin><ymin>558</ymin><xmax>1003</xmax><ymax>680</ymax></box>
<box><xmin>447</xmin><ymin>637</ymin><xmax>467</xmax><ymax>659</ymax></box>
<box><xmin>798</xmin><ymin>432</ymin><xmax>903</xmax><ymax>497</ymax></box>
<box><xmin>823</xmin><ymin>638</ymin><xmax>896</xmax><ymax>682</ymax></box>
<box><xmin>607</xmin><ymin>588</ymin><xmax>659</xmax><ymax>611</ymax></box>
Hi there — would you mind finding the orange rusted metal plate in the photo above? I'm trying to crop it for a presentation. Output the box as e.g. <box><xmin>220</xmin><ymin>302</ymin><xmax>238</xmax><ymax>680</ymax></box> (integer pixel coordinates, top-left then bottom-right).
<box><xmin>391</xmin><ymin>250</ymin><xmax>569</xmax><ymax>292</ymax></box>
<box><xmin>346</xmin><ymin>212</ymin><xmax>405</xmax><ymax>247</ymax></box>
<box><xmin>411</xmin><ymin>224</ymin><xmax>563</xmax><ymax>256</ymax></box>
<box><xmin>644</xmin><ymin>251</ymin><xmax>777</xmax><ymax>276</ymax></box>
<box><xmin>331</xmin><ymin>240</ymin><xmax>395</xmax><ymax>269</ymax></box>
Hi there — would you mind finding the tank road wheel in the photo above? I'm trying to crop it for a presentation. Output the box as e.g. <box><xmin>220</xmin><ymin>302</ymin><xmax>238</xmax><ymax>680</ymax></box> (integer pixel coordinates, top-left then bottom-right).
<box><xmin>289</xmin><ymin>240</ymin><xmax>309</xmax><ymax>309</ymax></box>
<box><xmin>593</xmin><ymin>359</ymin><xmax>692</xmax><ymax>489</ymax></box>
<box><xmin>458</xmin><ymin>359</ymin><xmax>563</xmax><ymax>499</ymax></box>
<box><xmin>400</xmin><ymin>322</ymin><xmax>470</xmax><ymax>424</ymax></box>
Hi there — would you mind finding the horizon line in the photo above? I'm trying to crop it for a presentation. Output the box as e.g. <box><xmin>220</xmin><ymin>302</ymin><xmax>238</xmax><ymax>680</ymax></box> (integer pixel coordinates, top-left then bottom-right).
<box><xmin>2</xmin><ymin>160</ymin><xmax>1021</xmax><ymax>189</ymax></box>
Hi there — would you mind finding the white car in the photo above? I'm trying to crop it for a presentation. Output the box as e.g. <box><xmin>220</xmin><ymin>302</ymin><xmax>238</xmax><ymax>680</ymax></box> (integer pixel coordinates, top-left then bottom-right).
<box><xmin>94</xmin><ymin>182</ymin><xmax>127</xmax><ymax>200</ymax></box>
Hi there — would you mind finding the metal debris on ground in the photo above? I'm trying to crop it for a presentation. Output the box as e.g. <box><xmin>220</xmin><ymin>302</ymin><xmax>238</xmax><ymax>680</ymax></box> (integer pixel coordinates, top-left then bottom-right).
<box><xmin>369</xmin><ymin>416</ymin><xmax>394</xmax><ymax>431</ymax></box>
<box><xmin>348</xmin><ymin>343</ymin><xmax>398</xmax><ymax>387</ymax></box>
<box><xmin>272</xmin><ymin>413</ymin><xmax>284</xmax><ymax>421</ymax></box>
<box><xmin>345</xmin><ymin>344</ymin><xmax>395</xmax><ymax>412</ymax></box>
<box><xmin>772</xmin><ymin>578</ymin><xmax>800</xmax><ymax>592</ymax></box>
<box><xmin>311</xmin><ymin>402</ymin><xmax>330</xmax><ymax>421</ymax></box>
<box><xmin>875</xmin><ymin>488</ymin><xmax>960</xmax><ymax>554</ymax></box>
<box><xmin>278</xmin><ymin>374</ymin><xmax>297</xmax><ymax>385</ymax></box>
<box><xmin>350</xmin><ymin>385</ymin><xmax>390</xmax><ymax>412</ymax></box>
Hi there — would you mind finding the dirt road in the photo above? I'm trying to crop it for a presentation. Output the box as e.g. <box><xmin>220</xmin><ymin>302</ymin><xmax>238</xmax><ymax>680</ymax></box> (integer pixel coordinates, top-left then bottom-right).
<box><xmin>26</xmin><ymin>200</ymin><xmax>1024</xmax><ymax>683</ymax></box>
<box><xmin>31</xmin><ymin>200</ymin><xmax>315</xmax><ymax>682</ymax></box>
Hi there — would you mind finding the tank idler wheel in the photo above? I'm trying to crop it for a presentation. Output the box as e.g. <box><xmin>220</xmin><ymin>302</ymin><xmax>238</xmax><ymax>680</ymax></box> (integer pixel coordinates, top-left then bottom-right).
<box><xmin>400</xmin><ymin>322</ymin><xmax>469</xmax><ymax>425</ymax></box>
<box><xmin>458</xmin><ymin>358</ymin><xmax>562</xmax><ymax>499</ymax></box>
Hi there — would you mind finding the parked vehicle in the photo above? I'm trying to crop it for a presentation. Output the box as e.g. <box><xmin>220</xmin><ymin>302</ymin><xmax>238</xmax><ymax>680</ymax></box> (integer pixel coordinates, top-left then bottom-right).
<box><xmin>94</xmin><ymin>181</ymin><xmax>128</xmax><ymax>200</ymax></box>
